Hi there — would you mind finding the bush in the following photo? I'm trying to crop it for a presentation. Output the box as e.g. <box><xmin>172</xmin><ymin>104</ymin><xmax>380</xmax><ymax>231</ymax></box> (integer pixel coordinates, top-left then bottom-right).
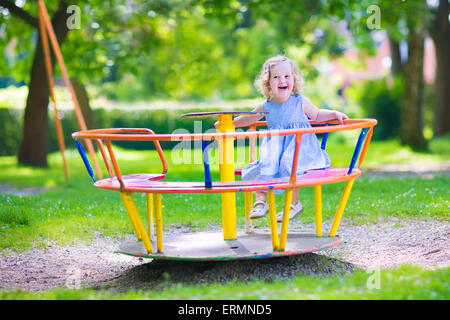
<box><xmin>350</xmin><ymin>77</ymin><xmax>403</xmax><ymax>140</ymax></box>
<box><xmin>0</xmin><ymin>108</ymin><xmax>23</xmax><ymax>156</ymax></box>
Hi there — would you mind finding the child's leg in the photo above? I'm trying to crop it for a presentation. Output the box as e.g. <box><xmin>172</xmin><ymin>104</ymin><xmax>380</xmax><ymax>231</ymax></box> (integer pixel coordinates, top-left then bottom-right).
<box><xmin>292</xmin><ymin>188</ymin><xmax>300</xmax><ymax>204</ymax></box>
<box><xmin>276</xmin><ymin>188</ymin><xmax>303</xmax><ymax>222</ymax></box>
<box><xmin>254</xmin><ymin>191</ymin><xmax>267</xmax><ymax>208</ymax></box>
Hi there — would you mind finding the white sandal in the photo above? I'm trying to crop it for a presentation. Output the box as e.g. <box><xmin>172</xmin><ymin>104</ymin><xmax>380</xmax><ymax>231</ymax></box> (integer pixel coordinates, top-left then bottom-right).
<box><xmin>276</xmin><ymin>201</ymin><xmax>303</xmax><ymax>222</ymax></box>
<box><xmin>249</xmin><ymin>200</ymin><xmax>269</xmax><ymax>219</ymax></box>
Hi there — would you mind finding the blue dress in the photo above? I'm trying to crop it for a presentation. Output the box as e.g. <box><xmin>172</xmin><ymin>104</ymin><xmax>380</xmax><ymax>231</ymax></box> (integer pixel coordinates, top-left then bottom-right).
<box><xmin>242</xmin><ymin>94</ymin><xmax>330</xmax><ymax>188</ymax></box>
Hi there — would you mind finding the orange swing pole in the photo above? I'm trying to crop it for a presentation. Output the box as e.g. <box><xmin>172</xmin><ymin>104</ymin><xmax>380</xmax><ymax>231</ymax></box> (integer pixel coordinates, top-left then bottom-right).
<box><xmin>37</xmin><ymin>0</ymin><xmax>103</xmax><ymax>179</ymax></box>
<box><xmin>38</xmin><ymin>3</ymin><xmax>69</xmax><ymax>180</ymax></box>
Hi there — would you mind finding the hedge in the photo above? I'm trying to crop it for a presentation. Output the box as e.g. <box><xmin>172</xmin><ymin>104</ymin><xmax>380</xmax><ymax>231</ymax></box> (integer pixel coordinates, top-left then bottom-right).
<box><xmin>0</xmin><ymin>108</ymin><xmax>218</xmax><ymax>156</ymax></box>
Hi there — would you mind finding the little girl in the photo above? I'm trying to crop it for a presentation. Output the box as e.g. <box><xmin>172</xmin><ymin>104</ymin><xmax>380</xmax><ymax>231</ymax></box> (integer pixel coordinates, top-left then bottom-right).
<box><xmin>233</xmin><ymin>55</ymin><xmax>348</xmax><ymax>222</ymax></box>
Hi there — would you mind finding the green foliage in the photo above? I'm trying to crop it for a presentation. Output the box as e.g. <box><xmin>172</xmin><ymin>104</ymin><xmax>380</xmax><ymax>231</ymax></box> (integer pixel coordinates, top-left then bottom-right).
<box><xmin>0</xmin><ymin>0</ymin><xmax>382</xmax><ymax>100</ymax></box>
<box><xmin>348</xmin><ymin>77</ymin><xmax>403</xmax><ymax>140</ymax></box>
<box><xmin>0</xmin><ymin>108</ymin><xmax>22</xmax><ymax>155</ymax></box>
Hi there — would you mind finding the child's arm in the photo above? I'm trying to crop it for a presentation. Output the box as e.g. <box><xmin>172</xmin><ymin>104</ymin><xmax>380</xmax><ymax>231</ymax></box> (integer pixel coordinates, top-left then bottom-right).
<box><xmin>302</xmin><ymin>96</ymin><xmax>349</xmax><ymax>124</ymax></box>
<box><xmin>215</xmin><ymin>104</ymin><xmax>265</xmax><ymax>128</ymax></box>
<box><xmin>233</xmin><ymin>104</ymin><xmax>266</xmax><ymax>127</ymax></box>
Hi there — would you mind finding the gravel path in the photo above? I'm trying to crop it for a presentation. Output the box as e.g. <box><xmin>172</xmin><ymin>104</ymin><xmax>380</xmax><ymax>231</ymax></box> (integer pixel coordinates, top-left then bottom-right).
<box><xmin>0</xmin><ymin>218</ymin><xmax>448</xmax><ymax>292</ymax></box>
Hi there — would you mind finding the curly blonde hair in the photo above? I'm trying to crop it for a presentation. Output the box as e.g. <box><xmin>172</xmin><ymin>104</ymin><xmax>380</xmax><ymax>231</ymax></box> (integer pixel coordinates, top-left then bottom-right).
<box><xmin>254</xmin><ymin>55</ymin><xmax>304</xmax><ymax>100</ymax></box>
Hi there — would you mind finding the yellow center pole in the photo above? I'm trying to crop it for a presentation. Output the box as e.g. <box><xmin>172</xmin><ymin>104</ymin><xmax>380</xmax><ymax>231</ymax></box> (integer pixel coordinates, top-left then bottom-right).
<box><xmin>216</xmin><ymin>114</ymin><xmax>237</xmax><ymax>240</ymax></box>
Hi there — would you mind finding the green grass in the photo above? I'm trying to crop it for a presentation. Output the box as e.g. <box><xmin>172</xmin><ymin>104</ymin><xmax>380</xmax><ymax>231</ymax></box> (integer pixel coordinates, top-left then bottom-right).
<box><xmin>1</xmin><ymin>265</ymin><xmax>448</xmax><ymax>300</ymax></box>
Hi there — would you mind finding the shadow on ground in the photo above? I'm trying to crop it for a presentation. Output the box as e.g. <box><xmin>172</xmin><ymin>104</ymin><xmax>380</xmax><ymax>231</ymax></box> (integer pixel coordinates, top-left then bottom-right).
<box><xmin>99</xmin><ymin>253</ymin><xmax>357</xmax><ymax>292</ymax></box>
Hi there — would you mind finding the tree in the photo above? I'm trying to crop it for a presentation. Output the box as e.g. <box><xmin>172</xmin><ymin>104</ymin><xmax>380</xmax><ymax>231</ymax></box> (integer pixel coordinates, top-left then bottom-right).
<box><xmin>383</xmin><ymin>0</ymin><xmax>449</xmax><ymax>146</ymax></box>
<box><xmin>365</xmin><ymin>0</ymin><xmax>430</xmax><ymax>149</ymax></box>
<box><xmin>0</xmin><ymin>0</ymin><xmax>172</xmax><ymax>167</ymax></box>
<box><xmin>401</xmin><ymin>26</ymin><xmax>427</xmax><ymax>149</ymax></box>
<box><xmin>0</xmin><ymin>0</ymin><xmax>72</xmax><ymax>167</ymax></box>
<box><xmin>429</xmin><ymin>0</ymin><xmax>450</xmax><ymax>136</ymax></box>
<box><xmin>2</xmin><ymin>0</ymin><xmax>441</xmax><ymax>166</ymax></box>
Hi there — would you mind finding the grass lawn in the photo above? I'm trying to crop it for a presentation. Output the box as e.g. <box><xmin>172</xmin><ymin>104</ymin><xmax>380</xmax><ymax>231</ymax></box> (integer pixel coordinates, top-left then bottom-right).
<box><xmin>0</xmin><ymin>136</ymin><xmax>449</xmax><ymax>299</ymax></box>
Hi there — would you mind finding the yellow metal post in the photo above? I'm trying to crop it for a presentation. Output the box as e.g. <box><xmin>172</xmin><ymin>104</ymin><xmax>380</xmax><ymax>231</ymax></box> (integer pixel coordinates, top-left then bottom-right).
<box><xmin>314</xmin><ymin>185</ymin><xmax>323</xmax><ymax>237</ymax></box>
<box><xmin>329</xmin><ymin>179</ymin><xmax>355</xmax><ymax>237</ymax></box>
<box><xmin>147</xmin><ymin>193</ymin><xmax>154</xmax><ymax>241</ymax></box>
<box><xmin>154</xmin><ymin>193</ymin><xmax>163</xmax><ymax>253</ymax></box>
<box><xmin>120</xmin><ymin>192</ymin><xmax>141</xmax><ymax>240</ymax></box>
<box><xmin>267</xmin><ymin>190</ymin><xmax>279</xmax><ymax>251</ymax></box>
<box><xmin>244</xmin><ymin>191</ymin><xmax>253</xmax><ymax>233</ymax></box>
<box><xmin>278</xmin><ymin>189</ymin><xmax>293</xmax><ymax>251</ymax></box>
<box><xmin>216</xmin><ymin>114</ymin><xmax>237</xmax><ymax>240</ymax></box>
<box><xmin>119</xmin><ymin>192</ymin><xmax>154</xmax><ymax>253</ymax></box>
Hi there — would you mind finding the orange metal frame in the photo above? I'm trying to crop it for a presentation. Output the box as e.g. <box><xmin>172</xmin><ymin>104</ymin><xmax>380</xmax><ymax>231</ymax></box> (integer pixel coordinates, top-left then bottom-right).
<box><xmin>73</xmin><ymin>118</ymin><xmax>376</xmax><ymax>253</ymax></box>
<box><xmin>73</xmin><ymin>119</ymin><xmax>376</xmax><ymax>191</ymax></box>
<box><xmin>37</xmin><ymin>0</ymin><xmax>102</xmax><ymax>180</ymax></box>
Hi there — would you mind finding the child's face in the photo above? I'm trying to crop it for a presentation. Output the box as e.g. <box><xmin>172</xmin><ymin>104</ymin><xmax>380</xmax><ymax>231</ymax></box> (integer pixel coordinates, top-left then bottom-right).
<box><xmin>269</xmin><ymin>61</ymin><xmax>294</xmax><ymax>103</ymax></box>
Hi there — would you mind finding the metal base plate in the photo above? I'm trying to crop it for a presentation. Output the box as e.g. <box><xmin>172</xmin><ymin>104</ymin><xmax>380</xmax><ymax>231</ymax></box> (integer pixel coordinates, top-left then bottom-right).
<box><xmin>117</xmin><ymin>230</ymin><xmax>341</xmax><ymax>261</ymax></box>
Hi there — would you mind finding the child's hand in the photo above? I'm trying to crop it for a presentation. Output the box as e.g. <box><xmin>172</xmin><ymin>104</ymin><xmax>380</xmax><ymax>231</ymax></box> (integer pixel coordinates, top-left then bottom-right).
<box><xmin>335</xmin><ymin>111</ymin><xmax>349</xmax><ymax>124</ymax></box>
<box><xmin>214</xmin><ymin>121</ymin><xmax>219</xmax><ymax>128</ymax></box>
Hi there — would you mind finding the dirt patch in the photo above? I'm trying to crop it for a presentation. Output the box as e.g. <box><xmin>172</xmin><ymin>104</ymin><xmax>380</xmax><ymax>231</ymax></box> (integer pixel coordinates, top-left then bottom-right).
<box><xmin>364</xmin><ymin>161</ymin><xmax>450</xmax><ymax>178</ymax></box>
<box><xmin>320</xmin><ymin>218</ymin><xmax>449</xmax><ymax>270</ymax></box>
<box><xmin>0</xmin><ymin>218</ymin><xmax>448</xmax><ymax>292</ymax></box>
<box><xmin>0</xmin><ymin>183</ymin><xmax>50</xmax><ymax>196</ymax></box>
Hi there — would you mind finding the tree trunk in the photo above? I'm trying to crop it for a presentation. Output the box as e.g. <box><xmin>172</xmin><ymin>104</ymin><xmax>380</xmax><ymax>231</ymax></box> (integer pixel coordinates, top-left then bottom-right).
<box><xmin>18</xmin><ymin>1</ymin><xmax>70</xmax><ymax>167</ymax></box>
<box><xmin>18</xmin><ymin>32</ymin><xmax>50</xmax><ymax>167</ymax></box>
<box><xmin>429</xmin><ymin>0</ymin><xmax>450</xmax><ymax>136</ymax></box>
<box><xmin>388</xmin><ymin>35</ymin><xmax>403</xmax><ymax>76</ymax></box>
<box><xmin>400</xmin><ymin>29</ymin><xmax>427</xmax><ymax>150</ymax></box>
<box><xmin>71</xmin><ymin>77</ymin><xmax>96</xmax><ymax>130</ymax></box>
